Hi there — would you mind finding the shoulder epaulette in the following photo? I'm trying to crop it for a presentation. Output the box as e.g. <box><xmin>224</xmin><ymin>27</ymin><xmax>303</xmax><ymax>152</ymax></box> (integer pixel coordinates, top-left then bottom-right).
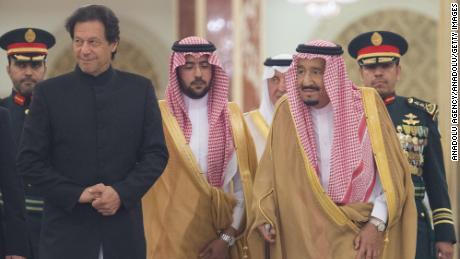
<box><xmin>407</xmin><ymin>97</ymin><xmax>439</xmax><ymax>121</ymax></box>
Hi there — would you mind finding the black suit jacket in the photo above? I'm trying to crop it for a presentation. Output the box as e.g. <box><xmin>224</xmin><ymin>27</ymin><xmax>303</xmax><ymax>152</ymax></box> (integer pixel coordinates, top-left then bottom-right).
<box><xmin>17</xmin><ymin>66</ymin><xmax>168</xmax><ymax>259</ymax></box>
<box><xmin>0</xmin><ymin>107</ymin><xmax>27</xmax><ymax>257</ymax></box>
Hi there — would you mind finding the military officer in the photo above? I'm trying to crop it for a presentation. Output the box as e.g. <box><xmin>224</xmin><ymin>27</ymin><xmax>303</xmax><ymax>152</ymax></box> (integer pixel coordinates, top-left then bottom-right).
<box><xmin>348</xmin><ymin>30</ymin><xmax>456</xmax><ymax>259</ymax></box>
<box><xmin>0</xmin><ymin>27</ymin><xmax>56</xmax><ymax>259</ymax></box>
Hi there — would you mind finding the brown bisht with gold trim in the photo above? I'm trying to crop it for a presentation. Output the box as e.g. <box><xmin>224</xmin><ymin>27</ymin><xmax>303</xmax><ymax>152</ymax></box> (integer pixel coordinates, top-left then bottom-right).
<box><xmin>142</xmin><ymin>101</ymin><xmax>257</xmax><ymax>259</ymax></box>
<box><xmin>249</xmin><ymin>88</ymin><xmax>417</xmax><ymax>259</ymax></box>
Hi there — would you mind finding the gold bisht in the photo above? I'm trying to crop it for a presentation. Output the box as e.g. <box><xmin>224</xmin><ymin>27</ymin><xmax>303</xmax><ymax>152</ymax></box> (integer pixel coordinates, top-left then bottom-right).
<box><xmin>142</xmin><ymin>101</ymin><xmax>257</xmax><ymax>259</ymax></box>
<box><xmin>248</xmin><ymin>88</ymin><xmax>417</xmax><ymax>259</ymax></box>
<box><xmin>248</xmin><ymin>109</ymin><xmax>270</xmax><ymax>140</ymax></box>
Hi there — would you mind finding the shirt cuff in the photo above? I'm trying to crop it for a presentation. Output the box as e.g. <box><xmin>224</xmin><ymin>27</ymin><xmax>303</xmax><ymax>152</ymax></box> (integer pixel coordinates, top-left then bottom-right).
<box><xmin>370</xmin><ymin>193</ymin><xmax>388</xmax><ymax>223</ymax></box>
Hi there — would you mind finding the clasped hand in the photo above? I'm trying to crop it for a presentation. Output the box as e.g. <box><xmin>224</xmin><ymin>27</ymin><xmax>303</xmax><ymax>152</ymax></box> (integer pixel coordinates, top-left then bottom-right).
<box><xmin>78</xmin><ymin>183</ymin><xmax>121</xmax><ymax>216</ymax></box>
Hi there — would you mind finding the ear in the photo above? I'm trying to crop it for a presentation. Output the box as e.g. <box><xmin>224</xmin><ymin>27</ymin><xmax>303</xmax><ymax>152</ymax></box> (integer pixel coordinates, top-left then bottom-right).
<box><xmin>396</xmin><ymin>65</ymin><xmax>402</xmax><ymax>81</ymax></box>
<box><xmin>358</xmin><ymin>66</ymin><xmax>365</xmax><ymax>81</ymax></box>
<box><xmin>110</xmin><ymin>41</ymin><xmax>119</xmax><ymax>53</ymax></box>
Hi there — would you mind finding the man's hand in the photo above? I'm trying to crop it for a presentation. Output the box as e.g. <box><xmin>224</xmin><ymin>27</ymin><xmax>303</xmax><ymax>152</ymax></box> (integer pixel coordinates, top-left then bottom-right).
<box><xmin>199</xmin><ymin>238</ymin><xmax>229</xmax><ymax>259</ymax></box>
<box><xmin>78</xmin><ymin>183</ymin><xmax>104</xmax><ymax>203</ymax></box>
<box><xmin>435</xmin><ymin>241</ymin><xmax>454</xmax><ymax>259</ymax></box>
<box><xmin>5</xmin><ymin>256</ymin><xmax>26</xmax><ymax>259</ymax></box>
<box><xmin>257</xmin><ymin>223</ymin><xmax>276</xmax><ymax>243</ymax></box>
<box><xmin>354</xmin><ymin>221</ymin><xmax>384</xmax><ymax>259</ymax></box>
<box><xmin>91</xmin><ymin>186</ymin><xmax>121</xmax><ymax>216</ymax></box>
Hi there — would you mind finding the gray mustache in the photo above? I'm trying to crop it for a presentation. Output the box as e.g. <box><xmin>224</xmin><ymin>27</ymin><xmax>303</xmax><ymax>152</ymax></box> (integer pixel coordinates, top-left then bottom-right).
<box><xmin>301</xmin><ymin>85</ymin><xmax>320</xmax><ymax>91</ymax></box>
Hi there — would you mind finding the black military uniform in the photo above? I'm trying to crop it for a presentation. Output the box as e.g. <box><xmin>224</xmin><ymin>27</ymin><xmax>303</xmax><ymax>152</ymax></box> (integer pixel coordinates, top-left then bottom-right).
<box><xmin>349</xmin><ymin>31</ymin><xmax>456</xmax><ymax>259</ymax></box>
<box><xmin>0</xmin><ymin>106</ymin><xmax>28</xmax><ymax>258</ymax></box>
<box><xmin>0</xmin><ymin>27</ymin><xmax>56</xmax><ymax>259</ymax></box>
<box><xmin>0</xmin><ymin>91</ymin><xmax>31</xmax><ymax>145</ymax></box>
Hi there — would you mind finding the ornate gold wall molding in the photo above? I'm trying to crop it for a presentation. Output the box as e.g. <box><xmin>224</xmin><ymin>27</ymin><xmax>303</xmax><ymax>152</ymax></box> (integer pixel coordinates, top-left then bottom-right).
<box><xmin>335</xmin><ymin>9</ymin><xmax>437</xmax><ymax>103</ymax></box>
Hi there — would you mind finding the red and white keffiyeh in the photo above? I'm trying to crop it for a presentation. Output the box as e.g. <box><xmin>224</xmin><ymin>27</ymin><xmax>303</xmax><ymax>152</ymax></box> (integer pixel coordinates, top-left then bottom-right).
<box><xmin>165</xmin><ymin>36</ymin><xmax>234</xmax><ymax>187</ymax></box>
<box><xmin>285</xmin><ymin>40</ymin><xmax>376</xmax><ymax>204</ymax></box>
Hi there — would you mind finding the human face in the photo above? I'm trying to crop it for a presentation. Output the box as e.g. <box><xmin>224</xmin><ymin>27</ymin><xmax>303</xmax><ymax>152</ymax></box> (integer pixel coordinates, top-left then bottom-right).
<box><xmin>7</xmin><ymin>59</ymin><xmax>46</xmax><ymax>96</ymax></box>
<box><xmin>72</xmin><ymin>20</ymin><xmax>118</xmax><ymax>77</ymax></box>
<box><xmin>359</xmin><ymin>62</ymin><xmax>401</xmax><ymax>99</ymax></box>
<box><xmin>296</xmin><ymin>58</ymin><xmax>329</xmax><ymax>108</ymax></box>
<box><xmin>267</xmin><ymin>70</ymin><xmax>287</xmax><ymax>105</ymax></box>
<box><xmin>177</xmin><ymin>55</ymin><xmax>212</xmax><ymax>99</ymax></box>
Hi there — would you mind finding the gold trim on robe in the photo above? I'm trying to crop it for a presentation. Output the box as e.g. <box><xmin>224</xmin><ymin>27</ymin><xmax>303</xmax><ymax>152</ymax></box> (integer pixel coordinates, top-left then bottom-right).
<box><xmin>248</xmin><ymin>109</ymin><xmax>269</xmax><ymax>140</ymax></box>
<box><xmin>142</xmin><ymin>100</ymin><xmax>257</xmax><ymax>259</ymax></box>
<box><xmin>249</xmin><ymin>88</ymin><xmax>416</xmax><ymax>259</ymax></box>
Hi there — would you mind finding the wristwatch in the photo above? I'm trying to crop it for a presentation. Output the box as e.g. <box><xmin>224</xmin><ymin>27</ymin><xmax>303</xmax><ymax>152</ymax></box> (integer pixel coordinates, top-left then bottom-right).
<box><xmin>368</xmin><ymin>217</ymin><xmax>386</xmax><ymax>232</ymax></box>
<box><xmin>219</xmin><ymin>232</ymin><xmax>235</xmax><ymax>246</ymax></box>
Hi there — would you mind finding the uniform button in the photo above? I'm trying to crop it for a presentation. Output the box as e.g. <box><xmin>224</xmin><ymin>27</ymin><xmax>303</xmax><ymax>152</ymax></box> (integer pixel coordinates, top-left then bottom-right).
<box><xmin>27</xmin><ymin>184</ymin><xmax>32</xmax><ymax>187</ymax></box>
<box><xmin>420</xmin><ymin>212</ymin><xmax>425</xmax><ymax>218</ymax></box>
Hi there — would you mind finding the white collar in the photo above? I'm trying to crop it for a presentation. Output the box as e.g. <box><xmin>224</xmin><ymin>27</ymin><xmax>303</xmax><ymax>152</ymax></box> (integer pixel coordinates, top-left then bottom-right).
<box><xmin>183</xmin><ymin>93</ymin><xmax>209</xmax><ymax>111</ymax></box>
<box><xmin>310</xmin><ymin>102</ymin><xmax>332</xmax><ymax>116</ymax></box>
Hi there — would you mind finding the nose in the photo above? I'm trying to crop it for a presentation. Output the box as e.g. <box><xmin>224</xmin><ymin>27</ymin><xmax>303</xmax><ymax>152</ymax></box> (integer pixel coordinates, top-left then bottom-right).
<box><xmin>24</xmin><ymin>65</ymin><xmax>33</xmax><ymax>75</ymax></box>
<box><xmin>80</xmin><ymin>41</ymin><xmax>91</xmax><ymax>55</ymax></box>
<box><xmin>302</xmin><ymin>72</ymin><xmax>313</xmax><ymax>86</ymax></box>
<box><xmin>194</xmin><ymin>66</ymin><xmax>202</xmax><ymax>78</ymax></box>
<box><xmin>279</xmin><ymin>79</ymin><xmax>287</xmax><ymax>92</ymax></box>
<box><xmin>373</xmin><ymin>66</ymin><xmax>385</xmax><ymax>76</ymax></box>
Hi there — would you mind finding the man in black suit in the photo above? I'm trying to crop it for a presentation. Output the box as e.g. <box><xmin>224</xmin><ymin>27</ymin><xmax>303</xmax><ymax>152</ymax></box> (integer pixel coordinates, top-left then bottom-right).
<box><xmin>0</xmin><ymin>106</ymin><xmax>27</xmax><ymax>259</ymax></box>
<box><xmin>17</xmin><ymin>4</ymin><xmax>168</xmax><ymax>259</ymax></box>
<box><xmin>0</xmin><ymin>27</ymin><xmax>55</xmax><ymax>259</ymax></box>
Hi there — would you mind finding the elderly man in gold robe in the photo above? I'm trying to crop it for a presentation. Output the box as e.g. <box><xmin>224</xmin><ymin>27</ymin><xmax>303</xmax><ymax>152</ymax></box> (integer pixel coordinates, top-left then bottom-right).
<box><xmin>244</xmin><ymin>54</ymin><xmax>292</xmax><ymax>160</ymax></box>
<box><xmin>250</xmin><ymin>40</ymin><xmax>417</xmax><ymax>259</ymax></box>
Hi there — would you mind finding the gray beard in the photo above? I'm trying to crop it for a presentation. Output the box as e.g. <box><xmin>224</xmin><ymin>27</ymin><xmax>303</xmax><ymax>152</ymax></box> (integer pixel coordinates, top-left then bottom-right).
<box><xmin>303</xmin><ymin>100</ymin><xmax>319</xmax><ymax>106</ymax></box>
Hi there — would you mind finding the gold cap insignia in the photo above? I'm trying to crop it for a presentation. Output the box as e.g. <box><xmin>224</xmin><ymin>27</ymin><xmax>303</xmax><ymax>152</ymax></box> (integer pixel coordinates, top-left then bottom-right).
<box><xmin>25</xmin><ymin>29</ymin><xmax>36</xmax><ymax>43</ymax></box>
<box><xmin>371</xmin><ymin>32</ymin><xmax>382</xmax><ymax>46</ymax></box>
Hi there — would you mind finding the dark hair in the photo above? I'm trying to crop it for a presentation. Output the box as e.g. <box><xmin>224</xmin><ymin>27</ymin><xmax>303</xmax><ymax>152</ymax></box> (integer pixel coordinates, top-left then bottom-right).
<box><xmin>65</xmin><ymin>5</ymin><xmax>120</xmax><ymax>58</ymax></box>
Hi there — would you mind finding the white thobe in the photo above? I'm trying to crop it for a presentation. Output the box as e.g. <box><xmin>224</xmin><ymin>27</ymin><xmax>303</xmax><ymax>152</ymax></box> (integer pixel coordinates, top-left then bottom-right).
<box><xmin>184</xmin><ymin>94</ymin><xmax>245</xmax><ymax>229</ymax></box>
<box><xmin>310</xmin><ymin>103</ymin><xmax>388</xmax><ymax>223</ymax></box>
